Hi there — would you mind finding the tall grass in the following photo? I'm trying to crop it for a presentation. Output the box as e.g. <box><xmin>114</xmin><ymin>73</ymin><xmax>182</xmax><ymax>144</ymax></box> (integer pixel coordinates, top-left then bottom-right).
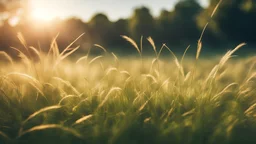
<box><xmin>0</xmin><ymin>31</ymin><xmax>256</xmax><ymax>144</ymax></box>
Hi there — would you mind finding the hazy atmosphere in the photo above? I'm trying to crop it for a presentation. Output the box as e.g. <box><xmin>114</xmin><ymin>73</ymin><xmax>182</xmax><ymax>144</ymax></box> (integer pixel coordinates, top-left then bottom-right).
<box><xmin>30</xmin><ymin>0</ymin><xmax>209</xmax><ymax>21</ymax></box>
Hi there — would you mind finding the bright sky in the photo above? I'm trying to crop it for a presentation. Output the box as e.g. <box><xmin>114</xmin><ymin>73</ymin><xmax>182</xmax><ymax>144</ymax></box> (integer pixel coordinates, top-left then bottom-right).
<box><xmin>30</xmin><ymin>0</ymin><xmax>209</xmax><ymax>22</ymax></box>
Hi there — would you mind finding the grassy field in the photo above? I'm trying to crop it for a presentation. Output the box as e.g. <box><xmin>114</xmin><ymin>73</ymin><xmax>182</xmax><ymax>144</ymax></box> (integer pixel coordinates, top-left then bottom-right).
<box><xmin>1</xmin><ymin>35</ymin><xmax>256</xmax><ymax>144</ymax></box>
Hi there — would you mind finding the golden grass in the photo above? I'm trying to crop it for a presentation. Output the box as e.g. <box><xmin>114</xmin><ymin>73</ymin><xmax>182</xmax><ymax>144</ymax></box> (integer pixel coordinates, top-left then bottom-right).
<box><xmin>22</xmin><ymin>105</ymin><xmax>62</xmax><ymax>125</ymax></box>
<box><xmin>19</xmin><ymin>124</ymin><xmax>82</xmax><ymax>138</ymax></box>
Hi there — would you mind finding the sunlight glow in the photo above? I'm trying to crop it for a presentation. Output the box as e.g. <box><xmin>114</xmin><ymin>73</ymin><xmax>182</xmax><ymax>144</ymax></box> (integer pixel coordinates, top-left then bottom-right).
<box><xmin>30</xmin><ymin>0</ymin><xmax>63</xmax><ymax>21</ymax></box>
<box><xmin>30</xmin><ymin>0</ymin><xmax>208</xmax><ymax>22</ymax></box>
<box><xmin>31</xmin><ymin>8</ymin><xmax>54</xmax><ymax>21</ymax></box>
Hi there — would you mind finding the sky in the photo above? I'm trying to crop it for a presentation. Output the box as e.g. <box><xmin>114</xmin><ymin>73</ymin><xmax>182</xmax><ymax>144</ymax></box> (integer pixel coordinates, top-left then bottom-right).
<box><xmin>30</xmin><ymin>0</ymin><xmax>209</xmax><ymax>22</ymax></box>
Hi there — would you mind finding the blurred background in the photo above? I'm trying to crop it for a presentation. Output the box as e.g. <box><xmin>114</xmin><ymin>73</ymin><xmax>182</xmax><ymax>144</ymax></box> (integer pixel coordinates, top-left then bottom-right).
<box><xmin>0</xmin><ymin>0</ymin><xmax>256</xmax><ymax>56</ymax></box>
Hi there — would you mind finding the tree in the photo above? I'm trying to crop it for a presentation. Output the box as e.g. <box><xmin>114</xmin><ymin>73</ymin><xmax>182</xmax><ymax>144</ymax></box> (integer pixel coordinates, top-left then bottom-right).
<box><xmin>129</xmin><ymin>6</ymin><xmax>155</xmax><ymax>40</ymax></box>
<box><xmin>0</xmin><ymin>0</ymin><xmax>27</xmax><ymax>24</ymax></box>
<box><xmin>58</xmin><ymin>18</ymin><xmax>91</xmax><ymax>51</ymax></box>
<box><xmin>0</xmin><ymin>0</ymin><xmax>25</xmax><ymax>54</ymax></box>
<box><xmin>88</xmin><ymin>13</ymin><xmax>113</xmax><ymax>45</ymax></box>
<box><xmin>168</xmin><ymin>0</ymin><xmax>202</xmax><ymax>45</ymax></box>
<box><xmin>156</xmin><ymin>9</ymin><xmax>172</xmax><ymax>43</ymax></box>
<box><xmin>112</xmin><ymin>18</ymin><xmax>129</xmax><ymax>46</ymax></box>
<box><xmin>198</xmin><ymin>0</ymin><xmax>256</xmax><ymax>43</ymax></box>
<box><xmin>0</xmin><ymin>0</ymin><xmax>21</xmax><ymax>14</ymax></box>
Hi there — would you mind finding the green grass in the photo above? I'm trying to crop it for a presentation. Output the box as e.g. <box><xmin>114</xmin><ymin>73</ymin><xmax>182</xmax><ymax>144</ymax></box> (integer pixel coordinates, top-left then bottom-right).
<box><xmin>1</xmin><ymin>34</ymin><xmax>256</xmax><ymax>144</ymax></box>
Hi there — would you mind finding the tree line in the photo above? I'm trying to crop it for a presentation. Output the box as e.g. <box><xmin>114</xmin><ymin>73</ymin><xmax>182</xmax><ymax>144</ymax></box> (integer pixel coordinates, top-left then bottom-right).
<box><xmin>0</xmin><ymin>0</ymin><xmax>256</xmax><ymax>55</ymax></box>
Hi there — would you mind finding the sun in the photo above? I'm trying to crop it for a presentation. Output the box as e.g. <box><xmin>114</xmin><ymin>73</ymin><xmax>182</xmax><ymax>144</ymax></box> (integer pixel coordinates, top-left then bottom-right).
<box><xmin>31</xmin><ymin>8</ymin><xmax>54</xmax><ymax>21</ymax></box>
<box><xmin>30</xmin><ymin>0</ymin><xmax>72</xmax><ymax>22</ymax></box>
<box><xmin>30</xmin><ymin>0</ymin><xmax>58</xmax><ymax>21</ymax></box>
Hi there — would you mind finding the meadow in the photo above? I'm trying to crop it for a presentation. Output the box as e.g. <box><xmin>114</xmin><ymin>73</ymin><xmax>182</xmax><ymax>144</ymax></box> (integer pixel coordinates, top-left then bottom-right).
<box><xmin>0</xmin><ymin>33</ymin><xmax>256</xmax><ymax>144</ymax></box>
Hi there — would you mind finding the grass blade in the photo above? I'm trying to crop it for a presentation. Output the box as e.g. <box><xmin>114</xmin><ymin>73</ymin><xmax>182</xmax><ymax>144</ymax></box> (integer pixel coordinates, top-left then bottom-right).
<box><xmin>22</xmin><ymin>105</ymin><xmax>62</xmax><ymax>125</ymax></box>
<box><xmin>73</xmin><ymin>114</ymin><xmax>93</xmax><ymax>125</ymax></box>
<box><xmin>19</xmin><ymin>124</ymin><xmax>82</xmax><ymax>138</ymax></box>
